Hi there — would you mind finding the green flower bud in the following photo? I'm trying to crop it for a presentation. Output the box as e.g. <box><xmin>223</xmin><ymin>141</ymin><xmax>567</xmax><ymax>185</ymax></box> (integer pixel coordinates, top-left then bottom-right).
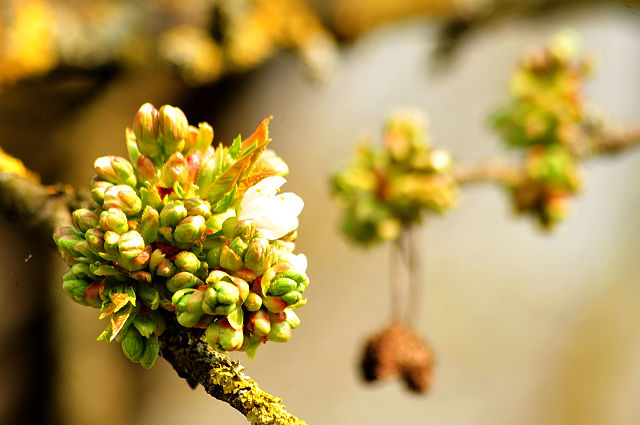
<box><xmin>73</xmin><ymin>240</ymin><xmax>101</xmax><ymax>261</ymax></box>
<box><xmin>268</xmin><ymin>277</ymin><xmax>297</xmax><ymax>297</ymax></box>
<box><xmin>155</xmin><ymin>258</ymin><xmax>177</xmax><ymax>278</ymax></box>
<box><xmin>243</xmin><ymin>292</ymin><xmax>262</xmax><ymax>311</ymax></box>
<box><xmin>283</xmin><ymin>308</ymin><xmax>300</xmax><ymax>329</ymax></box>
<box><xmin>166</xmin><ymin>272</ymin><xmax>203</xmax><ymax>293</ymax></box>
<box><xmin>65</xmin><ymin>263</ymin><xmax>89</xmax><ymax>280</ymax></box>
<box><xmin>136</xmin><ymin>155</ymin><xmax>158</xmax><ymax>185</ymax></box>
<box><xmin>206</xmin><ymin>319</ymin><xmax>243</xmax><ymax>352</ymax></box>
<box><xmin>172</xmin><ymin>288</ymin><xmax>196</xmax><ymax>309</ymax></box>
<box><xmin>203</xmin><ymin>281</ymin><xmax>239</xmax><ymax>315</ymax></box>
<box><xmin>230</xmin><ymin>276</ymin><xmax>250</xmax><ymax>304</ymax></box>
<box><xmin>134</xmin><ymin>314</ymin><xmax>157</xmax><ymax>338</ymax></box>
<box><xmin>62</xmin><ymin>278</ymin><xmax>91</xmax><ymax>306</ymax></box>
<box><xmin>130</xmin><ymin>271</ymin><xmax>152</xmax><ymax>283</ymax></box>
<box><xmin>99</xmin><ymin>208</ymin><xmax>129</xmax><ymax>235</ymax></box>
<box><xmin>137</xmin><ymin>284</ymin><xmax>160</xmax><ymax>310</ymax></box>
<box><xmin>206</xmin><ymin>270</ymin><xmax>230</xmax><ymax>284</ymax></box>
<box><xmin>133</xmin><ymin>103</ymin><xmax>161</xmax><ymax>159</ymax></box>
<box><xmin>121</xmin><ymin>327</ymin><xmax>144</xmax><ymax>362</ymax></box>
<box><xmin>221</xmin><ymin>216</ymin><xmax>238</xmax><ymax>238</ymax></box>
<box><xmin>175</xmin><ymin>251</ymin><xmax>201</xmax><ymax>274</ymax></box>
<box><xmin>118</xmin><ymin>231</ymin><xmax>145</xmax><ymax>260</ymax></box>
<box><xmin>158</xmin><ymin>105</ymin><xmax>188</xmax><ymax>157</ymax></box>
<box><xmin>205</xmin><ymin>238</ymin><xmax>225</xmax><ymax>269</ymax></box>
<box><xmin>247</xmin><ymin>309</ymin><xmax>271</xmax><ymax>337</ymax></box>
<box><xmin>117</xmin><ymin>245</ymin><xmax>151</xmax><ymax>272</ymax></box>
<box><xmin>244</xmin><ymin>236</ymin><xmax>272</xmax><ymax>275</ymax></box>
<box><xmin>177</xmin><ymin>310</ymin><xmax>204</xmax><ymax>328</ymax></box>
<box><xmin>229</xmin><ymin>236</ymin><xmax>249</xmax><ymax>258</ymax></box>
<box><xmin>267</xmin><ymin>312</ymin><xmax>292</xmax><ymax>343</ymax></box>
<box><xmin>253</xmin><ymin>149</ymin><xmax>289</xmax><ymax>177</ymax></box>
<box><xmin>287</xmin><ymin>297</ymin><xmax>308</xmax><ymax>310</ymax></box>
<box><xmin>125</xmin><ymin>127</ymin><xmax>141</xmax><ymax>167</ymax></box>
<box><xmin>138</xmin><ymin>206</ymin><xmax>159</xmax><ymax>245</ymax></box>
<box><xmin>141</xmin><ymin>183</ymin><xmax>163</xmax><ymax>210</ymax></box>
<box><xmin>194</xmin><ymin>122</ymin><xmax>214</xmax><ymax>153</ymax></box>
<box><xmin>262</xmin><ymin>296</ymin><xmax>288</xmax><ymax>313</ymax></box>
<box><xmin>182</xmin><ymin>126</ymin><xmax>199</xmax><ymax>155</ymax></box>
<box><xmin>53</xmin><ymin>227</ymin><xmax>84</xmax><ymax>258</ymax></box>
<box><xmin>281</xmin><ymin>291</ymin><xmax>303</xmax><ymax>306</ymax></box>
<box><xmin>103</xmin><ymin>231</ymin><xmax>121</xmax><ymax>258</ymax></box>
<box><xmin>140</xmin><ymin>334</ymin><xmax>159</xmax><ymax>369</ymax></box>
<box><xmin>90</xmin><ymin>179</ymin><xmax>113</xmax><ymax>206</ymax></box>
<box><xmin>184</xmin><ymin>198</ymin><xmax>212</xmax><ymax>220</ymax></box>
<box><xmin>173</xmin><ymin>215</ymin><xmax>206</xmax><ymax>247</ymax></box>
<box><xmin>231</xmin><ymin>220</ymin><xmax>255</xmax><ymax>242</ymax></box>
<box><xmin>72</xmin><ymin>209</ymin><xmax>100</xmax><ymax>233</ymax></box>
<box><xmin>220</xmin><ymin>243</ymin><xmax>243</xmax><ymax>271</ymax></box>
<box><xmin>84</xmin><ymin>227</ymin><xmax>105</xmax><ymax>253</ymax></box>
<box><xmin>159</xmin><ymin>200</ymin><xmax>187</xmax><ymax>228</ymax></box>
<box><xmin>103</xmin><ymin>185</ymin><xmax>142</xmax><ymax>216</ymax></box>
<box><xmin>94</xmin><ymin>156</ymin><xmax>137</xmax><ymax>187</ymax></box>
<box><xmin>84</xmin><ymin>281</ymin><xmax>103</xmax><ymax>309</ymax></box>
<box><xmin>149</xmin><ymin>310</ymin><xmax>166</xmax><ymax>336</ymax></box>
<box><xmin>149</xmin><ymin>249</ymin><xmax>165</xmax><ymax>271</ymax></box>
<box><xmin>185</xmin><ymin>289</ymin><xmax>206</xmax><ymax>315</ymax></box>
<box><xmin>163</xmin><ymin>152</ymin><xmax>189</xmax><ymax>188</ymax></box>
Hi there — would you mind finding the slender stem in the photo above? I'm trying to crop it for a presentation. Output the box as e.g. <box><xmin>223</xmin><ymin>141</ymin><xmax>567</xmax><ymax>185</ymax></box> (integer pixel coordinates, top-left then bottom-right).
<box><xmin>389</xmin><ymin>239</ymin><xmax>401</xmax><ymax>322</ymax></box>
<box><xmin>406</xmin><ymin>227</ymin><xmax>423</xmax><ymax>328</ymax></box>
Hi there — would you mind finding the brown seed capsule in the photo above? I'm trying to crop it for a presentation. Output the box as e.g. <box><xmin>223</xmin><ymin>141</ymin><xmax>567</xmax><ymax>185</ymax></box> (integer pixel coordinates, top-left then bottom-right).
<box><xmin>360</xmin><ymin>322</ymin><xmax>434</xmax><ymax>394</ymax></box>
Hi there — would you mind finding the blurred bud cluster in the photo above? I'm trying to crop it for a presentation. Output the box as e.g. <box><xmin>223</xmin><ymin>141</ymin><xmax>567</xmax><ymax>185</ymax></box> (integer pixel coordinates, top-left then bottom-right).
<box><xmin>330</xmin><ymin>110</ymin><xmax>458</xmax><ymax>246</ymax></box>
<box><xmin>0</xmin><ymin>0</ymin><xmax>336</xmax><ymax>88</ymax></box>
<box><xmin>54</xmin><ymin>103</ymin><xmax>309</xmax><ymax>366</ymax></box>
<box><xmin>491</xmin><ymin>29</ymin><xmax>590</xmax><ymax>228</ymax></box>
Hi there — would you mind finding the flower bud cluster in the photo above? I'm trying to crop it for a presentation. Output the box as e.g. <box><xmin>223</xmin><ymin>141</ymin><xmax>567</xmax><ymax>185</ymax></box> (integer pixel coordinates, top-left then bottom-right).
<box><xmin>54</xmin><ymin>103</ymin><xmax>307</xmax><ymax>365</ymax></box>
<box><xmin>491</xmin><ymin>29</ymin><xmax>589</xmax><ymax>228</ymax></box>
<box><xmin>330</xmin><ymin>110</ymin><xmax>458</xmax><ymax>246</ymax></box>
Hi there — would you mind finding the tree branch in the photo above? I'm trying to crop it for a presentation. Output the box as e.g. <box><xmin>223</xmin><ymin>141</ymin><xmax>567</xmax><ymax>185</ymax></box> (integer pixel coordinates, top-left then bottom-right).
<box><xmin>452</xmin><ymin>122</ymin><xmax>640</xmax><ymax>185</ymax></box>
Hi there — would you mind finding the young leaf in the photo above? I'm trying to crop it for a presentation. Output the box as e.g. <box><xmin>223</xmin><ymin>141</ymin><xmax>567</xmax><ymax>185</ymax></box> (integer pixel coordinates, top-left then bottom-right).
<box><xmin>212</xmin><ymin>185</ymin><xmax>237</xmax><ymax>214</ymax></box>
<box><xmin>227</xmin><ymin>306</ymin><xmax>244</xmax><ymax>331</ymax></box>
<box><xmin>229</xmin><ymin>134</ymin><xmax>242</xmax><ymax>160</ymax></box>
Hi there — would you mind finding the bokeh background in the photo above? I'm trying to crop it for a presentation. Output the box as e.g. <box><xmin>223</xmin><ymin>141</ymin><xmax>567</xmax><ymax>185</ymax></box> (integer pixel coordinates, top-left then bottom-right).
<box><xmin>1</xmin><ymin>1</ymin><xmax>640</xmax><ymax>424</ymax></box>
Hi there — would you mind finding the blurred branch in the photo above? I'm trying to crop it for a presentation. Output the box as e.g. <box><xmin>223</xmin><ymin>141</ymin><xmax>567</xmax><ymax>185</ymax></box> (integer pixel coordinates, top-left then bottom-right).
<box><xmin>0</xmin><ymin>0</ymin><xmax>337</xmax><ymax>89</ymax></box>
<box><xmin>0</xmin><ymin>169</ymin><xmax>305</xmax><ymax>425</ymax></box>
<box><xmin>434</xmin><ymin>0</ymin><xmax>640</xmax><ymax>60</ymax></box>
<box><xmin>453</xmin><ymin>121</ymin><xmax>640</xmax><ymax>185</ymax></box>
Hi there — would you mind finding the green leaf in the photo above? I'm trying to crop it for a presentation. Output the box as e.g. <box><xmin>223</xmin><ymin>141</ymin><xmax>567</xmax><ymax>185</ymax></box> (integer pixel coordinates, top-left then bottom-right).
<box><xmin>227</xmin><ymin>306</ymin><xmax>243</xmax><ymax>331</ymax></box>
<box><xmin>212</xmin><ymin>185</ymin><xmax>237</xmax><ymax>214</ymax></box>
<box><xmin>245</xmin><ymin>335</ymin><xmax>262</xmax><ymax>360</ymax></box>
<box><xmin>97</xmin><ymin>324</ymin><xmax>113</xmax><ymax>342</ymax></box>
<box><xmin>125</xmin><ymin>285</ymin><xmax>137</xmax><ymax>307</ymax></box>
<box><xmin>228</xmin><ymin>135</ymin><xmax>242</xmax><ymax>160</ymax></box>
<box><xmin>201</xmin><ymin>118</ymin><xmax>272</xmax><ymax>205</ymax></box>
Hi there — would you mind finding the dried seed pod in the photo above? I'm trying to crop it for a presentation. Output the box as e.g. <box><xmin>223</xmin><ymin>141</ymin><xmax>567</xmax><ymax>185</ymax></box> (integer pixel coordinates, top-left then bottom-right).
<box><xmin>360</xmin><ymin>322</ymin><xmax>434</xmax><ymax>394</ymax></box>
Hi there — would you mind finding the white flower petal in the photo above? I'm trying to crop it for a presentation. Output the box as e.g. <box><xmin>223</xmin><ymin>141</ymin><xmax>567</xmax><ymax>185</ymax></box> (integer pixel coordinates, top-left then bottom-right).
<box><xmin>274</xmin><ymin>193</ymin><xmax>304</xmax><ymax>217</ymax></box>
<box><xmin>240</xmin><ymin>176</ymin><xmax>286</xmax><ymax>210</ymax></box>
<box><xmin>238</xmin><ymin>176</ymin><xmax>304</xmax><ymax>240</ymax></box>
<box><xmin>287</xmin><ymin>253</ymin><xmax>307</xmax><ymax>273</ymax></box>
